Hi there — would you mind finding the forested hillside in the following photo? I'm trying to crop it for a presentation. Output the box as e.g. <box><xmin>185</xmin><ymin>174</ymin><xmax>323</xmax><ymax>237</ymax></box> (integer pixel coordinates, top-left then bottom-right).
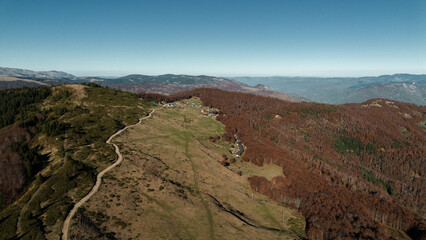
<box><xmin>0</xmin><ymin>84</ymin><xmax>152</xmax><ymax>239</ymax></box>
<box><xmin>141</xmin><ymin>89</ymin><xmax>425</xmax><ymax>239</ymax></box>
<box><xmin>1</xmin><ymin>85</ymin><xmax>424</xmax><ymax>239</ymax></box>
<box><xmin>0</xmin><ymin>86</ymin><xmax>52</xmax><ymax>128</ymax></box>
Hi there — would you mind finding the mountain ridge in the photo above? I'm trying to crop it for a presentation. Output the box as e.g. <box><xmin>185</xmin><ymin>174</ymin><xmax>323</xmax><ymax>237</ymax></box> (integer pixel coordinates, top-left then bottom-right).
<box><xmin>232</xmin><ymin>74</ymin><xmax>426</xmax><ymax>105</ymax></box>
<box><xmin>0</xmin><ymin>67</ymin><xmax>304</xmax><ymax>102</ymax></box>
<box><xmin>0</xmin><ymin>67</ymin><xmax>75</xmax><ymax>79</ymax></box>
<box><xmin>1</xmin><ymin>67</ymin><xmax>425</xmax><ymax>105</ymax></box>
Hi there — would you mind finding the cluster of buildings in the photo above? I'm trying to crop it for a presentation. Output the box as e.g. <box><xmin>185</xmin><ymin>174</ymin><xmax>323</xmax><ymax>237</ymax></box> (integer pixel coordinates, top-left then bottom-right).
<box><xmin>230</xmin><ymin>135</ymin><xmax>245</xmax><ymax>157</ymax></box>
<box><xmin>165</xmin><ymin>99</ymin><xmax>217</xmax><ymax>117</ymax></box>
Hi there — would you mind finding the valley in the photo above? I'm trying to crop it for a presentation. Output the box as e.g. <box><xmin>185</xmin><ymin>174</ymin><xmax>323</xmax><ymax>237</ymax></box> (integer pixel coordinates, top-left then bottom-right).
<box><xmin>0</xmin><ymin>84</ymin><xmax>424</xmax><ymax>240</ymax></box>
<box><xmin>143</xmin><ymin>89</ymin><xmax>425</xmax><ymax>239</ymax></box>
<box><xmin>1</xmin><ymin>1</ymin><xmax>424</xmax><ymax>239</ymax></box>
<box><xmin>68</xmin><ymin>98</ymin><xmax>305</xmax><ymax>240</ymax></box>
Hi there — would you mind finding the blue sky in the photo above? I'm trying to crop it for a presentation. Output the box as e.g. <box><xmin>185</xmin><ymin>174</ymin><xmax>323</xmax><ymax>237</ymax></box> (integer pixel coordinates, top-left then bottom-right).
<box><xmin>0</xmin><ymin>0</ymin><xmax>425</xmax><ymax>77</ymax></box>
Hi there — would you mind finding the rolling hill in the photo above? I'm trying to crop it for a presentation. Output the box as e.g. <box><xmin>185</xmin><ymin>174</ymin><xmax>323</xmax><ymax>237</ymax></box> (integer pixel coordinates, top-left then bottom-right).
<box><xmin>345</xmin><ymin>83</ymin><xmax>426</xmax><ymax>105</ymax></box>
<box><xmin>232</xmin><ymin>74</ymin><xmax>426</xmax><ymax>105</ymax></box>
<box><xmin>3</xmin><ymin>67</ymin><xmax>425</xmax><ymax>105</ymax></box>
<box><xmin>0</xmin><ymin>84</ymin><xmax>305</xmax><ymax>240</ymax></box>
<box><xmin>94</xmin><ymin>74</ymin><xmax>304</xmax><ymax>102</ymax></box>
<box><xmin>0</xmin><ymin>67</ymin><xmax>304</xmax><ymax>102</ymax></box>
<box><xmin>143</xmin><ymin>89</ymin><xmax>426</xmax><ymax>239</ymax></box>
<box><xmin>0</xmin><ymin>67</ymin><xmax>75</xmax><ymax>80</ymax></box>
<box><xmin>1</xmin><ymin>84</ymin><xmax>424</xmax><ymax>239</ymax></box>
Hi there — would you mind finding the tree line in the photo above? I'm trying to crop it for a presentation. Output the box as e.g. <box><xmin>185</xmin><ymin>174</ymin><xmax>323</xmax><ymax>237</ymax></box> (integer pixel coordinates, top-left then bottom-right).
<box><xmin>138</xmin><ymin>88</ymin><xmax>425</xmax><ymax>239</ymax></box>
<box><xmin>0</xmin><ymin>86</ymin><xmax>51</xmax><ymax>129</ymax></box>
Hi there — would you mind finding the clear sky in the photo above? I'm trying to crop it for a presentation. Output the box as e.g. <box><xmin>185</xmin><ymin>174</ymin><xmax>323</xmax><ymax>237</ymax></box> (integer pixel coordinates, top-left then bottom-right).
<box><xmin>0</xmin><ymin>0</ymin><xmax>425</xmax><ymax>77</ymax></box>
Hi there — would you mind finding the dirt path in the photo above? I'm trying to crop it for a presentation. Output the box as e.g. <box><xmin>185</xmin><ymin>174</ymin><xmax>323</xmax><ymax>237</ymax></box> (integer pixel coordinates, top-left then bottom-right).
<box><xmin>61</xmin><ymin>105</ymin><xmax>164</xmax><ymax>240</ymax></box>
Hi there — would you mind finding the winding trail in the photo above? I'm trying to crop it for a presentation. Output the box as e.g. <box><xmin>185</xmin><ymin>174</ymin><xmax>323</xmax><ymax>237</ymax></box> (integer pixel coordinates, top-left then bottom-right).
<box><xmin>62</xmin><ymin>105</ymin><xmax>164</xmax><ymax>240</ymax></box>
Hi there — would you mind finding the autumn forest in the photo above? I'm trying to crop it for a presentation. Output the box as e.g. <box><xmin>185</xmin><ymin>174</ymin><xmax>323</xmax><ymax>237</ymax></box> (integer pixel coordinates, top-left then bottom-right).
<box><xmin>140</xmin><ymin>88</ymin><xmax>425</xmax><ymax>239</ymax></box>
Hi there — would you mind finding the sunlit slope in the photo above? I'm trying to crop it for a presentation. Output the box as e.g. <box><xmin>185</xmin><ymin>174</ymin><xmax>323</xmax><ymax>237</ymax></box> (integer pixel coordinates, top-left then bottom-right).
<box><xmin>0</xmin><ymin>84</ymin><xmax>153</xmax><ymax>240</ymax></box>
<box><xmin>71</xmin><ymin>98</ymin><xmax>305</xmax><ymax>240</ymax></box>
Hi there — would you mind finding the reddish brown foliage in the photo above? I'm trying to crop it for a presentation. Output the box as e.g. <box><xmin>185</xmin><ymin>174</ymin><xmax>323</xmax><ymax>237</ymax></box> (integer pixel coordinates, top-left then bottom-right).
<box><xmin>140</xmin><ymin>88</ymin><xmax>425</xmax><ymax>239</ymax></box>
<box><xmin>0</xmin><ymin>126</ymin><xmax>31</xmax><ymax>208</ymax></box>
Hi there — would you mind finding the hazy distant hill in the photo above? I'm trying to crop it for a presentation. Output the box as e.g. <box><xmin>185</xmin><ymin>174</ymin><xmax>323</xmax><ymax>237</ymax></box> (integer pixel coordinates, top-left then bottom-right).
<box><xmin>0</xmin><ymin>76</ymin><xmax>49</xmax><ymax>89</ymax></box>
<box><xmin>95</xmin><ymin>74</ymin><xmax>304</xmax><ymax>102</ymax></box>
<box><xmin>0</xmin><ymin>67</ymin><xmax>304</xmax><ymax>102</ymax></box>
<box><xmin>233</xmin><ymin>74</ymin><xmax>426</xmax><ymax>105</ymax></box>
<box><xmin>346</xmin><ymin>83</ymin><xmax>426</xmax><ymax>105</ymax></box>
<box><xmin>3</xmin><ymin>67</ymin><xmax>424</xmax><ymax>104</ymax></box>
<box><xmin>0</xmin><ymin>67</ymin><xmax>75</xmax><ymax>79</ymax></box>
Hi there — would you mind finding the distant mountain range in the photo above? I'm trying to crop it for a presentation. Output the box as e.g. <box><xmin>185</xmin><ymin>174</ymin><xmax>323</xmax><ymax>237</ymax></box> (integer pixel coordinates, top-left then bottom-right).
<box><xmin>0</xmin><ymin>67</ymin><xmax>75</xmax><ymax>79</ymax></box>
<box><xmin>232</xmin><ymin>74</ymin><xmax>426</xmax><ymax>105</ymax></box>
<box><xmin>1</xmin><ymin>67</ymin><xmax>425</xmax><ymax>105</ymax></box>
<box><xmin>345</xmin><ymin>82</ymin><xmax>425</xmax><ymax>105</ymax></box>
<box><xmin>0</xmin><ymin>67</ymin><xmax>303</xmax><ymax>102</ymax></box>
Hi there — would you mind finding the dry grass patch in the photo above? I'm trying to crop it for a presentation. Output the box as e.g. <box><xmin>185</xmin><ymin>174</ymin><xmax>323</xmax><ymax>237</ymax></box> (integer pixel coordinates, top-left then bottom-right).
<box><xmin>78</xmin><ymin>98</ymin><xmax>305</xmax><ymax>240</ymax></box>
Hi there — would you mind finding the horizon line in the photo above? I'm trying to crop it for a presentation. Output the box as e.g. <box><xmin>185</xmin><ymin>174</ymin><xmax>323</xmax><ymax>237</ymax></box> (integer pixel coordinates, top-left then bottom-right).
<box><xmin>1</xmin><ymin>66</ymin><xmax>426</xmax><ymax>79</ymax></box>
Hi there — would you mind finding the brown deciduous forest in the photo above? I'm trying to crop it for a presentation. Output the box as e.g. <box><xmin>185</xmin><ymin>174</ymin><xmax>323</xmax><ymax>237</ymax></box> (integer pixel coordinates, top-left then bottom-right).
<box><xmin>139</xmin><ymin>88</ymin><xmax>425</xmax><ymax>239</ymax></box>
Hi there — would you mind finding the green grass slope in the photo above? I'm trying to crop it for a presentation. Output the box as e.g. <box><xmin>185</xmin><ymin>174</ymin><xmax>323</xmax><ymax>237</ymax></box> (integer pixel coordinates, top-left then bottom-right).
<box><xmin>0</xmin><ymin>84</ymin><xmax>153</xmax><ymax>240</ymax></box>
<box><xmin>72</xmin><ymin>97</ymin><xmax>305</xmax><ymax>240</ymax></box>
